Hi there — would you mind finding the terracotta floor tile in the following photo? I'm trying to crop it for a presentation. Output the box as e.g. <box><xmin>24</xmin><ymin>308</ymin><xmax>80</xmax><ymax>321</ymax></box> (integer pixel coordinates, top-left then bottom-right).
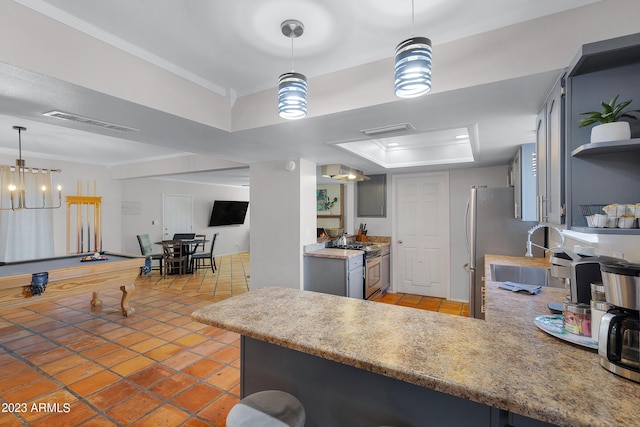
<box><xmin>127</xmin><ymin>364</ymin><xmax>175</xmax><ymax>388</ymax></box>
<box><xmin>0</xmin><ymin>369</ymin><xmax>46</xmax><ymax>395</ymax></box>
<box><xmin>106</xmin><ymin>391</ymin><xmax>162</xmax><ymax>425</ymax></box>
<box><xmin>77</xmin><ymin>415</ymin><xmax>119</xmax><ymax>426</ymax></box>
<box><xmin>130</xmin><ymin>403</ymin><xmax>190</xmax><ymax>427</ymax></box>
<box><xmin>144</xmin><ymin>343</ymin><xmax>184</xmax><ymax>361</ymax></box>
<box><xmin>416</xmin><ymin>300</ymin><xmax>441</xmax><ymax>311</ymax></box>
<box><xmin>13</xmin><ymin>340</ymin><xmax>59</xmax><ymax>359</ymax></box>
<box><xmin>181</xmin><ymin>417</ymin><xmax>213</xmax><ymax>427</ymax></box>
<box><xmin>69</xmin><ymin>370</ymin><xmax>121</xmax><ymax>396</ymax></box>
<box><xmin>159</xmin><ymin>327</ymin><xmax>192</xmax><ymax>341</ymax></box>
<box><xmin>175</xmin><ymin>333</ymin><xmax>208</xmax><ymax>347</ymax></box>
<box><xmin>439</xmin><ymin>307</ymin><xmax>463</xmax><ymax>315</ymax></box>
<box><xmin>30</xmin><ymin>400</ymin><xmax>95</xmax><ymax>427</ymax></box>
<box><xmin>95</xmin><ymin>348</ymin><xmax>138</xmax><ymax>368</ymax></box>
<box><xmin>182</xmin><ymin>358</ymin><xmax>224</xmax><ymax>379</ymax></box>
<box><xmin>40</xmin><ymin>354</ymin><xmax>89</xmax><ymax>375</ymax></box>
<box><xmin>100</xmin><ymin>326</ymin><xmax>137</xmax><ymax>341</ymax></box>
<box><xmin>3</xmin><ymin>333</ymin><xmax>48</xmax><ymax>351</ymax></box>
<box><xmin>54</xmin><ymin>362</ymin><xmax>105</xmax><ymax>384</ymax></box>
<box><xmin>210</xmin><ymin>346</ymin><xmax>240</xmax><ymax>364</ymax></box>
<box><xmin>198</xmin><ymin>393</ymin><xmax>239</xmax><ymax>426</ymax></box>
<box><xmin>80</xmin><ymin>342</ymin><xmax>121</xmax><ymax>359</ymax></box>
<box><xmin>205</xmin><ymin>365</ymin><xmax>239</xmax><ymax>391</ymax></box>
<box><xmin>162</xmin><ymin>350</ymin><xmax>204</xmax><ymax>371</ymax></box>
<box><xmin>212</xmin><ymin>330</ymin><xmax>241</xmax><ymax>344</ymax></box>
<box><xmin>67</xmin><ymin>335</ymin><xmax>108</xmax><ymax>352</ymax></box>
<box><xmin>149</xmin><ymin>374</ymin><xmax>197</xmax><ymax>400</ymax></box>
<box><xmin>3</xmin><ymin>379</ymin><xmax>60</xmax><ymax>403</ymax></box>
<box><xmin>87</xmin><ymin>380</ymin><xmax>139</xmax><ymax>410</ymax></box>
<box><xmin>113</xmin><ymin>331</ymin><xmax>151</xmax><ymax>347</ymax></box>
<box><xmin>189</xmin><ymin>339</ymin><xmax>227</xmax><ymax>357</ymax></box>
<box><xmin>0</xmin><ymin>360</ymin><xmax>31</xmax><ymax>378</ymax></box>
<box><xmin>0</xmin><ymin>411</ymin><xmax>23</xmax><ymax>427</ymax></box>
<box><xmin>25</xmin><ymin>346</ymin><xmax>72</xmax><ymax>366</ymax></box>
<box><xmin>129</xmin><ymin>337</ymin><xmax>167</xmax><ymax>353</ymax></box>
<box><xmin>111</xmin><ymin>354</ymin><xmax>155</xmax><ymax>376</ymax></box>
<box><xmin>172</xmin><ymin>383</ymin><xmax>223</xmax><ymax>412</ymax></box>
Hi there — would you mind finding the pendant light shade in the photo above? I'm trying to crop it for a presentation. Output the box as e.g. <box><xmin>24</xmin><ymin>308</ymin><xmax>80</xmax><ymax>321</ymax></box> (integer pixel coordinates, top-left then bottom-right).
<box><xmin>278</xmin><ymin>72</ymin><xmax>307</xmax><ymax>120</ymax></box>
<box><xmin>394</xmin><ymin>36</ymin><xmax>432</xmax><ymax>98</ymax></box>
<box><xmin>278</xmin><ymin>19</ymin><xmax>307</xmax><ymax>120</ymax></box>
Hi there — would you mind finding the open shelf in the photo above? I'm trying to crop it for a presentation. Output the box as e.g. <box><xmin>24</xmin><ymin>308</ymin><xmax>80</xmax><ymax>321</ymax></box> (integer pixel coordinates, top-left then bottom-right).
<box><xmin>571</xmin><ymin>226</ymin><xmax>640</xmax><ymax>235</ymax></box>
<box><xmin>571</xmin><ymin>138</ymin><xmax>640</xmax><ymax>157</ymax></box>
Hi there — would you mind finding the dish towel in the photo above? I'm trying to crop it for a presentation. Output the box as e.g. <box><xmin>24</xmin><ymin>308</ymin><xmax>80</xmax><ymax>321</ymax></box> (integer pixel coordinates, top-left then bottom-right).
<box><xmin>499</xmin><ymin>281</ymin><xmax>542</xmax><ymax>295</ymax></box>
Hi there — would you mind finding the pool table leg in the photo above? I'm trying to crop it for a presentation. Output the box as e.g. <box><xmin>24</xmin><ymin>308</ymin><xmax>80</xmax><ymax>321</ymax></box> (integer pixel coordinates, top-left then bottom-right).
<box><xmin>91</xmin><ymin>292</ymin><xmax>103</xmax><ymax>308</ymax></box>
<box><xmin>120</xmin><ymin>284</ymin><xmax>135</xmax><ymax>317</ymax></box>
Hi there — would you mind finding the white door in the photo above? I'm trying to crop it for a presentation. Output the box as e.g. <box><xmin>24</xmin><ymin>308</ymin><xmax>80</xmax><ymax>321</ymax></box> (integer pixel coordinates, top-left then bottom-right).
<box><xmin>162</xmin><ymin>194</ymin><xmax>193</xmax><ymax>239</ymax></box>
<box><xmin>394</xmin><ymin>172</ymin><xmax>450</xmax><ymax>298</ymax></box>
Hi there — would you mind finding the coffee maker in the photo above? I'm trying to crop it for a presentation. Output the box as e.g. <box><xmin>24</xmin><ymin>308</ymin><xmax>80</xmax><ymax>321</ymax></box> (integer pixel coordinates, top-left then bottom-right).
<box><xmin>598</xmin><ymin>261</ymin><xmax>640</xmax><ymax>383</ymax></box>
<box><xmin>549</xmin><ymin>249</ymin><xmax>622</xmax><ymax>304</ymax></box>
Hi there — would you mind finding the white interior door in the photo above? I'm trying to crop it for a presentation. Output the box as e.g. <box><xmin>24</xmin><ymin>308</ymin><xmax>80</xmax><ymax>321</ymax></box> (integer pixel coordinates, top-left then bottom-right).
<box><xmin>394</xmin><ymin>173</ymin><xmax>450</xmax><ymax>298</ymax></box>
<box><xmin>162</xmin><ymin>194</ymin><xmax>193</xmax><ymax>239</ymax></box>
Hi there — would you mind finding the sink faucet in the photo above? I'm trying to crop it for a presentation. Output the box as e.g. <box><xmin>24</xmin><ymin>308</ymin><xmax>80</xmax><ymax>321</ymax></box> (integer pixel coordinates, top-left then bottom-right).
<box><xmin>525</xmin><ymin>224</ymin><xmax>565</xmax><ymax>257</ymax></box>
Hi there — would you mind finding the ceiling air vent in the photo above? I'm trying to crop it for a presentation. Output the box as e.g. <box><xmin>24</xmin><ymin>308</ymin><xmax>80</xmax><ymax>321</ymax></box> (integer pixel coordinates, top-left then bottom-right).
<box><xmin>42</xmin><ymin>111</ymin><xmax>139</xmax><ymax>133</ymax></box>
<box><xmin>360</xmin><ymin>123</ymin><xmax>414</xmax><ymax>137</ymax></box>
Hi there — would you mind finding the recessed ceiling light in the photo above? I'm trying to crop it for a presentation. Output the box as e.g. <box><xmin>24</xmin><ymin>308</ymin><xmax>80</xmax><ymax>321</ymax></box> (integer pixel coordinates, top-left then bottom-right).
<box><xmin>387</xmin><ymin>142</ymin><xmax>399</xmax><ymax>147</ymax></box>
<box><xmin>456</xmin><ymin>134</ymin><xmax>469</xmax><ymax>139</ymax></box>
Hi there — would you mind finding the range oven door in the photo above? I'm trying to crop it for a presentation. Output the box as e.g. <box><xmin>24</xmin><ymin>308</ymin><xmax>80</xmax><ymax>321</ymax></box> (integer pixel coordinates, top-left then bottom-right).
<box><xmin>365</xmin><ymin>256</ymin><xmax>382</xmax><ymax>299</ymax></box>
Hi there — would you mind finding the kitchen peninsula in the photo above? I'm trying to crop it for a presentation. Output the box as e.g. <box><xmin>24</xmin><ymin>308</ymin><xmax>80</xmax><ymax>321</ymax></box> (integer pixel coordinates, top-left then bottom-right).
<box><xmin>192</xmin><ymin>283</ymin><xmax>639</xmax><ymax>426</ymax></box>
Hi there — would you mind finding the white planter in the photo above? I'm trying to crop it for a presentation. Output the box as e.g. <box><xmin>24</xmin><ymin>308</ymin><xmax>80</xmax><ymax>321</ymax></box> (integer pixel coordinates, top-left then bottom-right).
<box><xmin>590</xmin><ymin>121</ymin><xmax>631</xmax><ymax>143</ymax></box>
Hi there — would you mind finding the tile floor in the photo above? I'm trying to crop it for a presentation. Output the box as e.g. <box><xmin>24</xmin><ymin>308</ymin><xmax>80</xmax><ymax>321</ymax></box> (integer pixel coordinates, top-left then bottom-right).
<box><xmin>0</xmin><ymin>252</ymin><xmax>466</xmax><ymax>426</ymax></box>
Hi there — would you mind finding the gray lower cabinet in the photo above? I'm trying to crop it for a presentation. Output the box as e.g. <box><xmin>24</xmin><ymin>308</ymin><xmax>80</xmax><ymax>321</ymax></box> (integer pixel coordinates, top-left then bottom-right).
<box><xmin>304</xmin><ymin>253</ymin><xmax>364</xmax><ymax>299</ymax></box>
<box><xmin>241</xmin><ymin>337</ymin><xmax>556</xmax><ymax>427</ymax></box>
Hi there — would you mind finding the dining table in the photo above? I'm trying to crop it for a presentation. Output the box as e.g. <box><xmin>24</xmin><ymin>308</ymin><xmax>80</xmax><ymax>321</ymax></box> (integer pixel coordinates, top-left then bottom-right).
<box><xmin>155</xmin><ymin>238</ymin><xmax>208</xmax><ymax>274</ymax></box>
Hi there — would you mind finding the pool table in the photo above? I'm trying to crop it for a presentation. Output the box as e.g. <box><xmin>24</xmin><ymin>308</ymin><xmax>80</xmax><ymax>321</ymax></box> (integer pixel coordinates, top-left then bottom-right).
<box><xmin>0</xmin><ymin>252</ymin><xmax>144</xmax><ymax>317</ymax></box>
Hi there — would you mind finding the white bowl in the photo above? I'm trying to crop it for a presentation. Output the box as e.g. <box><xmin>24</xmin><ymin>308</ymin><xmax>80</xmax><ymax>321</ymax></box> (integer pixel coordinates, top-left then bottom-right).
<box><xmin>618</xmin><ymin>217</ymin><xmax>636</xmax><ymax>228</ymax></box>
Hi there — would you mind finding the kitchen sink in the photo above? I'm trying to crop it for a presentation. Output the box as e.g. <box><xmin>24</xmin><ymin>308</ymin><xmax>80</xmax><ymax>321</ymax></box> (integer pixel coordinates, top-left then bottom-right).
<box><xmin>490</xmin><ymin>264</ymin><xmax>564</xmax><ymax>288</ymax></box>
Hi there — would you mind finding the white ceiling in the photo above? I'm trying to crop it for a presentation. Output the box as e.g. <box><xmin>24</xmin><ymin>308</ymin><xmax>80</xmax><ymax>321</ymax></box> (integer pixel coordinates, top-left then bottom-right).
<box><xmin>0</xmin><ymin>0</ymin><xmax>608</xmax><ymax>185</ymax></box>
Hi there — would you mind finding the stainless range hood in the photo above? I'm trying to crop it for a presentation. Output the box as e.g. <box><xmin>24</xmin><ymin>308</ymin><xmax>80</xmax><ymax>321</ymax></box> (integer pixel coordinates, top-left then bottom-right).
<box><xmin>321</xmin><ymin>164</ymin><xmax>369</xmax><ymax>182</ymax></box>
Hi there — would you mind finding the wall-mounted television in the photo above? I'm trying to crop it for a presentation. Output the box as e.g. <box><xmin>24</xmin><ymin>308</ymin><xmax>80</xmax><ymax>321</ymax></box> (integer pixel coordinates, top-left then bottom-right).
<box><xmin>208</xmin><ymin>201</ymin><xmax>249</xmax><ymax>226</ymax></box>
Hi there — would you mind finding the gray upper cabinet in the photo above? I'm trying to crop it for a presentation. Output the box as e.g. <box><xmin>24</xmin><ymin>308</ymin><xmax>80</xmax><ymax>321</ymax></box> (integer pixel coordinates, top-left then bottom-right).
<box><xmin>357</xmin><ymin>174</ymin><xmax>386</xmax><ymax>217</ymax></box>
<box><xmin>536</xmin><ymin>72</ymin><xmax>566</xmax><ymax>225</ymax></box>
<box><xmin>565</xmin><ymin>32</ymin><xmax>640</xmax><ymax>234</ymax></box>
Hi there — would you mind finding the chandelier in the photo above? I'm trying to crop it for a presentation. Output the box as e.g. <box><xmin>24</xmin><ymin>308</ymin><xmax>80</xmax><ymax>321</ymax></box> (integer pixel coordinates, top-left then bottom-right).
<box><xmin>394</xmin><ymin>0</ymin><xmax>432</xmax><ymax>98</ymax></box>
<box><xmin>278</xmin><ymin>20</ymin><xmax>307</xmax><ymax>120</ymax></box>
<box><xmin>0</xmin><ymin>126</ymin><xmax>62</xmax><ymax>211</ymax></box>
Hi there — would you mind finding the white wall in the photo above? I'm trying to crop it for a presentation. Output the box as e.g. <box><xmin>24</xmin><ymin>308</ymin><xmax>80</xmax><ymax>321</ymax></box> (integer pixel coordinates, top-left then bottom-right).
<box><xmin>0</xmin><ymin>153</ymin><xmax>122</xmax><ymax>257</ymax></box>
<box><xmin>250</xmin><ymin>159</ymin><xmax>316</xmax><ymax>290</ymax></box>
<box><xmin>119</xmin><ymin>178</ymin><xmax>250</xmax><ymax>256</ymax></box>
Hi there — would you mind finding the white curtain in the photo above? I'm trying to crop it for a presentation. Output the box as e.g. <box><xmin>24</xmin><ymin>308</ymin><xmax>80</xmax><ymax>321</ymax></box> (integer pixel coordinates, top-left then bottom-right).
<box><xmin>0</xmin><ymin>166</ymin><xmax>56</xmax><ymax>262</ymax></box>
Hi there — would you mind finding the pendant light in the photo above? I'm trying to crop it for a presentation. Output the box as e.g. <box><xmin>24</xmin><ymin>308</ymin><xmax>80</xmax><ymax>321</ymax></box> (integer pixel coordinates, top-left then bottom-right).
<box><xmin>278</xmin><ymin>20</ymin><xmax>307</xmax><ymax>120</ymax></box>
<box><xmin>0</xmin><ymin>126</ymin><xmax>62</xmax><ymax>211</ymax></box>
<box><xmin>394</xmin><ymin>0</ymin><xmax>432</xmax><ymax>98</ymax></box>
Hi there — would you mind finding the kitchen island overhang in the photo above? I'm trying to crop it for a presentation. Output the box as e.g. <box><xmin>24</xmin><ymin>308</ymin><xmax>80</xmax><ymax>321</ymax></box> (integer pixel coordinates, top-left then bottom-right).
<box><xmin>192</xmin><ymin>285</ymin><xmax>640</xmax><ymax>427</ymax></box>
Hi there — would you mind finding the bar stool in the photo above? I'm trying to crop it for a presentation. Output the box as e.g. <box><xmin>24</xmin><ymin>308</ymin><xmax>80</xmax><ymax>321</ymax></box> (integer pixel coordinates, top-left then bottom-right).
<box><xmin>226</xmin><ymin>390</ymin><xmax>305</xmax><ymax>427</ymax></box>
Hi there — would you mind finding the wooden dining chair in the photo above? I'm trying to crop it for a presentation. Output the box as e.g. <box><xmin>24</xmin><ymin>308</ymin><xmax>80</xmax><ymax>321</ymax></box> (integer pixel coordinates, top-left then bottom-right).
<box><xmin>193</xmin><ymin>234</ymin><xmax>207</xmax><ymax>254</ymax></box>
<box><xmin>191</xmin><ymin>233</ymin><xmax>218</xmax><ymax>273</ymax></box>
<box><xmin>161</xmin><ymin>240</ymin><xmax>187</xmax><ymax>277</ymax></box>
<box><xmin>137</xmin><ymin>234</ymin><xmax>163</xmax><ymax>275</ymax></box>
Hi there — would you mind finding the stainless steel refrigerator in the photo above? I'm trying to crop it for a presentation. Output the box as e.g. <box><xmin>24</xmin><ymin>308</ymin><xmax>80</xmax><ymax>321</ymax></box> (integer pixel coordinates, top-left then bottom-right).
<box><xmin>465</xmin><ymin>186</ymin><xmax>540</xmax><ymax>319</ymax></box>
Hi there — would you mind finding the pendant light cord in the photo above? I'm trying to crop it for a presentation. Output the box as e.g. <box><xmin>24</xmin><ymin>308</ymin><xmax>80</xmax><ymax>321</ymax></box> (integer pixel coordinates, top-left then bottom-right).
<box><xmin>291</xmin><ymin>37</ymin><xmax>295</xmax><ymax>72</ymax></box>
<box><xmin>411</xmin><ymin>0</ymin><xmax>415</xmax><ymax>36</ymax></box>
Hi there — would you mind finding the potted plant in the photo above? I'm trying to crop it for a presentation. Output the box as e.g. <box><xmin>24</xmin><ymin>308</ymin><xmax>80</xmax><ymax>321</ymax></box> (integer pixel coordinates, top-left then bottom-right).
<box><xmin>579</xmin><ymin>95</ymin><xmax>640</xmax><ymax>143</ymax></box>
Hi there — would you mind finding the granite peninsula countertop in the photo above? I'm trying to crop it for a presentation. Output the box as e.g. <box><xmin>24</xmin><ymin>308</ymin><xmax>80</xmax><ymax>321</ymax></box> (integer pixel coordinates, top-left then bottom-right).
<box><xmin>192</xmin><ymin>282</ymin><xmax>639</xmax><ymax>427</ymax></box>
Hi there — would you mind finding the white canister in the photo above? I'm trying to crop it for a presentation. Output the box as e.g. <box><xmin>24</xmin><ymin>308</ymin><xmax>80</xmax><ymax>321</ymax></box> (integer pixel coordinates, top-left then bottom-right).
<box><xmin>591</xmin><ymin>300</ymin><xmax>611</xmax><ymax>342</ymax></box>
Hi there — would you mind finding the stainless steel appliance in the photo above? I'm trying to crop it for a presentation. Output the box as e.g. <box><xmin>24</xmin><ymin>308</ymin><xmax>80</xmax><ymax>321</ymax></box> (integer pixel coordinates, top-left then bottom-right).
<box><xmin>598</xmin><ymin>261</ymin><xmax>640</xmax><ymax>383</ymax></box>
<box><xmin>465</xmin><ymin>186</ymin><xmax>539</xmax><ymax>319</ymax></box>
<box><xmin>550</xmin><ymin>250</ymin><xmax>622</xmax><ymax>304</ymax></box>
<box><xmin>330</xmin><ymin>241</ymin><xmax>382</xmax><ymax>299</ymax></box>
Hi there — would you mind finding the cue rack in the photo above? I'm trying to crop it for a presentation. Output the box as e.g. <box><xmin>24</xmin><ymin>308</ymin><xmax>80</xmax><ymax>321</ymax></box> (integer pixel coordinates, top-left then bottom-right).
<box><xmin>66</xmin><ymin>180</ymin><xmax>102</xmax><ymax>254</ymax></box>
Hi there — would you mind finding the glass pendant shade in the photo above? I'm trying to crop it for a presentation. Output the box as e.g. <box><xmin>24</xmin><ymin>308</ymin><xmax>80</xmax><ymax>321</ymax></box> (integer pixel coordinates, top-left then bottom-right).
<box><xmin>278</xmin><ymin>72</ymin><xmax>308</xmax><ymax>120</ymax></box>
<box><xmin>394</xmin><ymin>36</ymin><xmax>432</xmax><ymax>98</ymax></box>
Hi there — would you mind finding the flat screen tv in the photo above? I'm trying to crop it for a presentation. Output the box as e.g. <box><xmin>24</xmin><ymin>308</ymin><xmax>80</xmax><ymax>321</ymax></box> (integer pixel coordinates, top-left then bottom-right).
<box><xmin>208</xmin><ymin>201</ymin><xmax>249</xmax><ymax>226</ymax></box>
